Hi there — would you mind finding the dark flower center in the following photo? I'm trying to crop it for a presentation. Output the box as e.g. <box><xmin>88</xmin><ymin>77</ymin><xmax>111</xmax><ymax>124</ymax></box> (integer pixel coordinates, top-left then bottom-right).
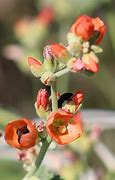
<box><xmin>16</xmin><ymin>126</ymin><xmax>29</xmax><ymax>144</ymax></box>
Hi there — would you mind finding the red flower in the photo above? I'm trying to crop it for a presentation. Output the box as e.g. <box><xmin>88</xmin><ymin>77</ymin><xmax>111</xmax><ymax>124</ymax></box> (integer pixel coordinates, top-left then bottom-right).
<box><xmin>36</xmin><ymin>89</ymin><xmax>49</xmax><ymax>110</ymax></box>
<box><xmin>46</xmin><ymin>110</ymin><xmax>83</xmax><ymax>145</ymax></box>
<box><xmin>50</xmin><ymin>43</ymin><xmax>68</xmax><ymax>60</ymax></box>
<box><xmin>37</xmin><ymin>7</ymin><xmax>54</xmax><ymax>25</ymax></box>
<box><xmin>5</xmin><ymin>119</ymin><xmax>37</xmax><ymax>150</ymax></box>
<box><xmin>72</xmin><ymin>91</ymin><xmax>84</xmax><ymax>105</ymax></box>
<box><xmin>70</xmin><ymin>15</ymin><xmax>106</xmax><ymax>44</ymax></box>
<box><xmin>92</xmin><ymin>17</ymin><xmax>106</xmax><ymax>44</ymax></box>
<box><xmin>71</xmin><ymin>15</ymin><xmax>94</xmax><ymax>41</ymax></box>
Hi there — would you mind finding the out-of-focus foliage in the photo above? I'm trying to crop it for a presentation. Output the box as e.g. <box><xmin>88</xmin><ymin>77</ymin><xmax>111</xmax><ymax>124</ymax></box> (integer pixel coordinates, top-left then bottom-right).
<box><xmin>0</xmin><ymin>108</ymin><xmax>20</xmax><ymax>129</ymax></box>
<box><xmin>0</xmin><ymin>160</ymin><xmax>24</xmax><ymax>180</ymax></box>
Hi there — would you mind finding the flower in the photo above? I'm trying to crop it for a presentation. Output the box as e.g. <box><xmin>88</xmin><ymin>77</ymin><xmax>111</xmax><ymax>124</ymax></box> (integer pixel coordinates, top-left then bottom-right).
<box><xmin>28</xmin><ymin>57</ymin><xmax>44</xmax><ymax>77</ymax></box>
<box><xmin>71</xmin><ymin>15</ymin><xmax>94</xmax><ymax>41</ymax></box>
<box><xmin>62</xmin><ymin>91</ymin><xmax>84</xmax><ymax>114</ymax></box>
<box><xmin>5</xmin><ymin>119</ymin><xmax>38</xmax><ymax>150</ymax></box>
<box><xmin>37</xmin><ymin>7</ymin><xmax>54</xmax><ymax>25</ymax></box>
<box><xmin>72</xmin><ymin>91</ymin><xmax>84</xmax><ymax>105</ymax></box>
<box><xmin>46</xmin><ymin>110</ymin><xmax>83</xmax><ymax>144</ymax></box>
<box><xmin>82</xmin><ymin>51</ymin><xmax>99</xmax><ymax>73</ymax></box>
<box><xmin>70</xmin><ymin>15</ymin><xmax>106</xmax><ymax>44</ymax></box>
<box><xmin>71</xmin><ymin>58</ymin><xmax>85</xmax><ymax>72</ymax></box>
<box><xmin>92</xmin><ymin>17</ymin><xmax>106</xmax><ymax>44</ymax></box>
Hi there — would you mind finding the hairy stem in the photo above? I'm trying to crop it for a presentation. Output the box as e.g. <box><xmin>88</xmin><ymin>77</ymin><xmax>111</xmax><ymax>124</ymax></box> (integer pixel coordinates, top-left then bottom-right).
<box><xmin>51</xmin><ymin>82</ymin><xmax>58</xmax><ymax>111</ymax></box>
<box><xmin>55</xmin><ymin>68</ymin><xmax>70</xmax><ymax>78</ymax></box>
<box><xmin>26</xmin><ymin>81</ymin><xmax>58</xmax><ymax>178</ymax></box>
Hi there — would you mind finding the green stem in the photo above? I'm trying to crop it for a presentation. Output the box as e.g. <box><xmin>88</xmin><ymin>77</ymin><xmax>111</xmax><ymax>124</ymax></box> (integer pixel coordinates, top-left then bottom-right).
<box><xmin>26</xmin><ymin>81</ymin><xmax>58</xmax><ymax>178</ymax></box>
<box><xmin>51</xmin><ymin>82</ymin><xmax>58</xmax><ymax>111</ymax></box>
<box><xmin>55</xmin><ymin>68</ymin><xmax>70</xmax><ymax>78</ymax></box>
<box><xmin>35</xmin><ymin>138</ymin><xmax>52</xmax><ymax>175</ymax></box>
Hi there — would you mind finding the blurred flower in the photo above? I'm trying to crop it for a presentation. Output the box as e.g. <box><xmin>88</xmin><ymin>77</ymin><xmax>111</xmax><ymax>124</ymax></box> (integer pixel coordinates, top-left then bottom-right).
<box><xmin>28</xmin><ymin>57</ymin><xmax>44</xmax><ymax>77</ymax></box>
<box><xmin>17</xmin><ymin>145</ymin><xmax>39</xmax><ymax>172</ymax></box>
<box><xmin>46</xmin><ymin>109</ymin><xmax>83</xmax><ymax>144</ymax></box>
<box><xmin>37</xmin><ymin>7</ymin><xmax>54</xmax><ymax>25</ymax></box>
<box><xmin>17</xmin><ymin>145</ymin><xmax>39</xmax><ymax>163</ymax></box>
<box><xmin>70</xmin><ymin>15</ymin><xmax>106</xmax><ymax>44</ymax></box>
<box><xmin>90</xmin><ymin>125</ymin><xmax>102</xmax><ymax>142</ymax></box>
<box><xmin>0</xmin><ymin>130</ymin><xmax>3</xmax><ymax>138</ymax></box>
<box><xmin>5</xmin><ymin>119</ymin><xmax>38</xmax><ymax>150</ymax></box>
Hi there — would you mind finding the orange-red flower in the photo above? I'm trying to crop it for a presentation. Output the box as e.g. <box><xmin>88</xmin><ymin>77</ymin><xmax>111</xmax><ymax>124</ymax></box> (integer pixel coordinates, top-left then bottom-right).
<box><xmin>5</xmin><ymin>119</ymin><xmax>37</xmax><ymax>150</ymax></box>
<box><xmin>70</xmin><ymin>15</ymin><xmax>106</xmax><ymax>44</ymax></box>
<box><xmin>71</xmin><ymin>15</ymin><xmax>94</xmax><ymax>41</ymax></box>
<box><xmin>46</xmin><ymin>110</ymin><xmax>83</xmax><ymax>145</ymax></box>
<box><xmin>92</xmin><ymin>17</ymin><xmax>106</xmax><ymax>44</ymax></box>
<box><xmin>50</xmin><ymin>43</ymin><xmax>68</xmax><ymax>61</ymax></box>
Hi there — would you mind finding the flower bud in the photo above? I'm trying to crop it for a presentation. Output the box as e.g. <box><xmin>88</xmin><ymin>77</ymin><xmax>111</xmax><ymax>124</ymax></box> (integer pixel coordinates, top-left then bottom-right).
<box><xmin>67</xmin><ymin>33</ymin><xmax>82</xmax><ymax>57</ymax></box>
<box><xmin>70</xmin><ymin>15</ymin><xmax>106</xmax><ymax>45</ymax></box>
<box><xmin>43</xmin><ymin>45</ymin><xmax>58</xmax><ymax>72</ymax></box>
<box><xmin>40</xmin><ymin>72</ymin><xmax>56</xmax><ymax>86</ymax></box>
<box><xmin>35</xmin><ymin>89</ymin><xmax>50</xmax><ymax>118</ymax></box>
<box><xmin>28</xmin><ymin>57</ymin><xmax>44</xmax><ymax>77</ymax></box>
<box><xmin>71</xmin><ymin>15</ymin><xmax>94</xmax><ymax>41</ymax></box>
<box><xmin>50</xmin><ymin>43</ymin><xmax>70</xmax><ymax>63</ymax></box>
<box><xmin>36</xmin><ymin>89</ymin><xmax>49</xmax><ymax>110</ymax></box>
<box><xmin>82</xmin><ymin>51</ymin><xmax>99</xmax><ymax>73</ymax></box>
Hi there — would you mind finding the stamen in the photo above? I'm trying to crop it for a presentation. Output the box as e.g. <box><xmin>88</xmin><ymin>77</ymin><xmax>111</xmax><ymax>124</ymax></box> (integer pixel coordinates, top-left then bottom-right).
<box><xmin>58</xmin><ymin>125</ymin><xmax>67</xmax><ymax>134</ymax></box>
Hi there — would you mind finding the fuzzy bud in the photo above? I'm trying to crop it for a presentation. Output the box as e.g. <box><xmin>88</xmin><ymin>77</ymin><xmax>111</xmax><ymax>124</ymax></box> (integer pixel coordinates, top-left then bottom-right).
<box><xmin>28</xmin><ymin>57</ymin><xmax>44</xmax><ymax>77</ymax></box>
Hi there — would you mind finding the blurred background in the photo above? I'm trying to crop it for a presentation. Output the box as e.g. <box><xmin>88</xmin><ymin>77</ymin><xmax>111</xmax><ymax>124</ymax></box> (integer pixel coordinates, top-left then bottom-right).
<box><xmin>0</xmin><ymin>0</ymin><xmax>115</xmax><ymax>179</ymax></box>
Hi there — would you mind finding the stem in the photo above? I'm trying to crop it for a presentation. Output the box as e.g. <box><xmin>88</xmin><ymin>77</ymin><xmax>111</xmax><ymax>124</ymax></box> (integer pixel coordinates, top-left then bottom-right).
<box><xmin>35</xmin><ymin>138</ymin><xmax>52</xmax><ymax>174</ymax></box>
<box><xmin>51</xmin><ymin>82</ymin><xmax>58</xmax><ymax>111</ymax></box>
<box><xmin>27</xmin><ymin>81</ymin><xmax>58</xmax><ymax>178</ymax></box>
<box><xmin>55</xmin><ymin>68</ymin><xmax>70</xmax><ymax>78</ymax></box>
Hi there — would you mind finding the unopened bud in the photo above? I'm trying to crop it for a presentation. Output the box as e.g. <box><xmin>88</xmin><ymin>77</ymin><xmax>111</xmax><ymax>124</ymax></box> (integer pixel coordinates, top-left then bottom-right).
<box><xmin>28</xmin><ymin>57</ymin><xmax>44</xmax><ymax>77</ymax></box>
